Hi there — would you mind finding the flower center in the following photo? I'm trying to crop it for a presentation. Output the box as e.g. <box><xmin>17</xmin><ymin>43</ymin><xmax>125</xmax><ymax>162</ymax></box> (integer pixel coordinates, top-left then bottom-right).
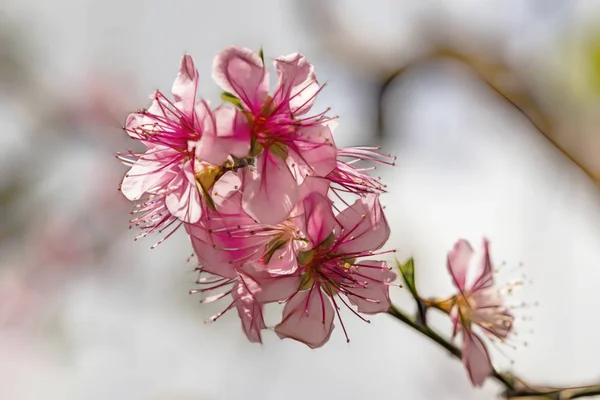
<box><xmin>456</xmin><ymin>293</ymin><xmax>475</xmax><ymax>321</ymax></box>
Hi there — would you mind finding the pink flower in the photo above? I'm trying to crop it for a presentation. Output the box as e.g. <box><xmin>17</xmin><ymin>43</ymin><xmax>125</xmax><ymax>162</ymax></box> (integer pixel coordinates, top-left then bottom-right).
<box><xmin>119</xmin><ymin>54</ymin><xmax>249</xmax><ymax>245</ymax></box>
<box><xmin>212</xmin><ymin>47</ymin><xmax>337</xmax><ymax>225</ymax></box>
<box><xmin>446</xmin><ymin>239</ymin><xmax>514</xmax><ymax>387</ymax></box>
<box><xmin>273</xmin><ymin>194</ymin><xmax>396</xmax><ymax>348</ymax></box>
<box><xmin>185</xmin><ymin>171</ymin><xmax>310</xmax><ymax>279</ymax></box>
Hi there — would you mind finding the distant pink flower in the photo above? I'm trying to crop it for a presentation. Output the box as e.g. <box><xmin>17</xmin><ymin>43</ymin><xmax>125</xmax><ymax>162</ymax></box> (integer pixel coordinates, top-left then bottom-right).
<box><xmin>445</xmin><ymin>239</ymin><xmax>514</xmax><ymax>387</ymax></box>
<box><xmin>274</xmin><ymin>194</ymin><xmax>396</xmax><ymax>348</ymax></box>
<box><xmin>212</xmin><ymin>47</ymin><xmax>337</xmax><ymax>225</ymax></box>
<box><xmin>119</xmin><ymin>54</ymin><xmax>249</xmax><ymax>245</ymax></box>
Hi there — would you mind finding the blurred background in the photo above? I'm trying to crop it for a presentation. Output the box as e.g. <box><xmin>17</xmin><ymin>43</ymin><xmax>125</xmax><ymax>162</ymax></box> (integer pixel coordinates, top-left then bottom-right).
<box><xmin>1</xmin><ymin>1</ymin><xmax>600</xmax><ymax>399</ymax></box>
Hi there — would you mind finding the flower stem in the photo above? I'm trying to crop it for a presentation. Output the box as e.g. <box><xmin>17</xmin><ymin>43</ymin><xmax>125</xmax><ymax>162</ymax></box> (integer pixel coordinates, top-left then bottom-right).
<box><xmin>387</xmin><ymin>303</ymin><xmax>600</xmax><ymax>399</ymax></box>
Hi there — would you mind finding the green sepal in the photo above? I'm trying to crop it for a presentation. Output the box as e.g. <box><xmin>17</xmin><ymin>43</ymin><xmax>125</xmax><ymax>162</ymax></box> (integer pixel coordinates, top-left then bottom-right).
<box><xmin>262</xmin><ymin>236</ymin><xmax>287</xmax><ymax>264</ymax></box>
<box><xmin>249</xmin><ymin>137</ymin><xmax>264</xmax><ymax>158</ymax></box>
<box><xmin>396</xmin><ymin>258</ymin><xmax>418</xmax><ymax>299</ymax></box>
<box><xmin>297</xmin><ymin>249</ymin><xmax>315</xmax><ymax>266</ymax></box>
<box><xmin>199</xmin><ymin>183</ymin><xmax>216</xmax><ymax>212</ymax></box>
<box><xmin>316</xmin><ymin>232</ymin><xmax>336</xmax><ymax>252</ymax></box>
<box><xmin>269</xmin><ymin>142</ymin><xmax>288</xmax><ymax>160</ymax></box>
<box><xmin>298</xmin><ymin>272</ymin><xmax>314</xmax><ymax>291</ymax></box>
<box><xmin>221</xmin><ymin>91</ymin><xmax>243</xmax><ymax>109</ymax></box>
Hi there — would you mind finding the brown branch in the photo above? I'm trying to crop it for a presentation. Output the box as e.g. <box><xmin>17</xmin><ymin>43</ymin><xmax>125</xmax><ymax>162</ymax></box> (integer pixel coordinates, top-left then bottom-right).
<box><xmin>387</xmin><ymin>304</ymin><xmax>600</xmax><ymax>399</ymax></box>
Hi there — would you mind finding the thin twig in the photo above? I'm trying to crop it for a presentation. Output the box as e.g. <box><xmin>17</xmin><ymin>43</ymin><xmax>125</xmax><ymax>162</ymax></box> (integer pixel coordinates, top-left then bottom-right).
<box><xmin>387</xmin><ymin>304</ymin><xmax>600</xmax><ymax>399</ymax></box>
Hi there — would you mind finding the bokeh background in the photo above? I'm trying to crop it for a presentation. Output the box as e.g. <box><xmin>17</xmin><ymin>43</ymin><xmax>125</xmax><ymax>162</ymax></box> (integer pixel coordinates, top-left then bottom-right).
<box><xmin>1</xmin><ymin>1</ymin><xmax>600</xmax><ymax>399</ymax></box>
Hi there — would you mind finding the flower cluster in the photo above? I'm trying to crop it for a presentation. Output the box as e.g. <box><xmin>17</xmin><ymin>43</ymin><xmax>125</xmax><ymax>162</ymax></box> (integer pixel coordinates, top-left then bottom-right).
<box><xmin>118</xmin><ymin>47</ymin><xmax>396</xmax><ymax>347</ymax></box>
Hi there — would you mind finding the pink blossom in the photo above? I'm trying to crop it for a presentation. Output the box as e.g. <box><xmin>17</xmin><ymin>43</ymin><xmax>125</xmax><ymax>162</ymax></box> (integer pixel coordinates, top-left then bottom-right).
<box><xmin>273</xmin><ymin>194</ymin><xmax>396</xmax><ymax>348</ymax></box>
<box><xmin>185</xmin><ymin>171</ymin><xmax>308</xmax><ymax>279</ymax></box>
<box><xmin>212</xmin><ymin>47</ymin><xmax>337</xmax><ymax>225</ymax></box>
<box><xmin>446</xmin><ymin>239</ymin><xmax>514</xmax><ymax>387</ymax></box>
<box><xmin>119</xmin><ymin>54</ymin><xmax>249</xmax><ymax>245</ymax></box>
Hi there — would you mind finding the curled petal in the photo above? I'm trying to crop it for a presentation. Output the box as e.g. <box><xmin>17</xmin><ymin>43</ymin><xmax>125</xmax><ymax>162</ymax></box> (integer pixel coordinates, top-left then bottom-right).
<box><xmin>447</xmin><ymin>239</ymin><xmax>474</xmax><ymax>292</ymax></box>
<box><xmin>242</xmin><ymin>150</ymin><xmax>300</xmax><ymax>225</ymax></box>
<box><xmin>346</xmin><ymin>261</ymin><xmax>395</xmax><ymax>314</ymax></box>
<box><xmin>273</xmin><ymin>53</ymin><xmax>319</xmax><ymax>115</ymax></box>
<box><xmin>275</xmin><ymin>288</ymin><xmax>334</xmax><ymax>349</ymax></box>
<box><xmin>172</xmin><ymin>54</ymin><xmax>199</xmax><ymax>112</ymax></box>
<box><xmin>462</xmin><ymin>329</ymin><xmax>493</xmax><ymax>387</ymax></box>
<box><xmin>212</xmin><ymin>46</ymin><xmax>269</xmax><ymax>111</ymax></box>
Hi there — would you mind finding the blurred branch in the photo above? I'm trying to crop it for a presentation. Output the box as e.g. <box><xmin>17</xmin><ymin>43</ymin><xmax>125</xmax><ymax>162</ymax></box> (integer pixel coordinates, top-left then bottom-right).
<box><xmin>299</xmin><ymin>0</ymin><xmax>600</xmax><ymax>185</ymax></box>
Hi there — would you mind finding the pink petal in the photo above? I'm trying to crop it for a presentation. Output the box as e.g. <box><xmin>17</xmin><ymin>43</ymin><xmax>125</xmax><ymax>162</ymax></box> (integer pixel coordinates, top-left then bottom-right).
<box><xmin>212</xmin><ymin>46</ymin><xmax>269</xmax><ymax>111</ymax></box>
<box><xmin>186</xmin><ymin>208</ymin><xmax>263</xmax><ymax>278</ymax></box>
<box><xmin>234</xmin><ymin>275</ymin><xmax>266</xmax><ymax>343</ymax></box>
<box><xmin>245</xmin><ymin>259</ymin><xmax>301</xmax><ymax>303</ymax></box>
<box><xmin>299</xmin><ymin>176</ymin><xmax>331</xmax><ymax>199</ymax></box>
<box><xmin>273</xmin><ymin>53</ymin><xmax>319</xmax><ymax>115</ymax></box>
<box><xmin>242</xmin><ymin>150</ymin><xmax>300</xmax><ymax>225</ymax></box>
<box><xmin>165</xmin><ymin>161</ymin><xmax>202</xmax><ymax>223</ymax></box>
<box><xmin>171</xmin><ymin>54</ymin><xmax>199</xmax><ymax>113</ymax></box>
<box><xmin>275</xmin><ymin>288</ymin><xmax>334</xmax><ymax>349</ymax></box>
<box><xmin>290</xmin><ymin>124</ymin><xmax>337</xmax><ymax>179</ymax></box>
<box><xmin>462</xmin><ymin>329</ymin><xmax>493</xmax><ymax>387</ymax></box>
<box><xmin>197</xmin><ymin>105</ymin><xmax>251</xmax><ymax>165</ymax></box>
<box><xmin>346</xmin><ymin>261</ymin><xmax>395</xmax><ymax>314</ymax></box>
<box><xmin>120</xmin><ymin>148</ymin><xmax>177</xmax><ymax>200</ymax></box>
<box><xmin>335</xmin><ymin>194</ymin><xmax>390</xmax><ymax>254</ymax></box>
<box><xmin>302</xmin><ymin>192</ymin><xmax>336</xmax><ymax>247</ymax></box>
<box><xmin>468</xmin><ymin>238</ymin><xmax>494</xmax><ymax>292</ymax></box>
<box><xmin>210</xmin><ymin>170</ymin><xmax>244</xmax><ymax>212</ymax></box>
<box><xmin>447</xmin><ymin>239</ymin><xmax>474</xmax><ymax>291</ymax></box>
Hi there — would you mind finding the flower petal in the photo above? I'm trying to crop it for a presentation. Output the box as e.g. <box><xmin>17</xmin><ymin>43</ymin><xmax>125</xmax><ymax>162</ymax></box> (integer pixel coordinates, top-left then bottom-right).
<box><xmin>335</xmin><ymin>194</ymin><xmax>390</xmax><ymax>254</ymax></box>
<box><xmin>245</xmin><ymin>259</ymin><xmax>301</xmax><ymax>303</ymax></box>
<box><xmin>197</xmin><ymin>105</ymin><xmax>251</xmax><ymax>165</ymax></box>
<box><xmin>273</xmin><ymin>53</ymin><xmax>319</xmax><ymax>115</ymax></box>
<box><xmin>447</xmin><ymin>239</ymin><xmax>474</xmax><ymax>292</ymax></box>
<box><xmin>275</xmin><ymin>288</ymin><xmax>334</xmax><ymax>349</ymax></box>
<box><xmin>234</xmin><ymin>274</ymin><xmax>266</xmax><ymax>343</ymax></box>
<box><xmin>171</xmin><ymin>54</ymin><xmax>199</xmax><ymax>113</ymax></box>
<box><xmin>242</xmin><ymin>150</ymin><xmax>300</xmax><ymax>225</ymax></box>
<box><xmin>290</xmin><ymin>124</ymin><xmax>337</xmax><ymax>179</ymax></box>
<box><xmin>212</xmin><ymin>46</ymin><xmax>269</xmax><ymax>111</ymax></box>
<box><xmin>346</xmin><ymin>261</ymin><xmax>395</xmax><ymax>314</ymax></box>
<box><xmin>462</xmin><ymin>329</ymin><xmax>493</xmax><ymax>387</ymax></box>
<box><xmin>302</xmin><ymin>192</ymin><xmax>336</xmax><ymax>247</ymax></box>
<box><xmin>120</xmin><ymin>148</ymin><xmax>178</xmax><ymax>200</ymax></box>
<box><xmin>165</xmin><ymin>161</ymin><xmax>202</xmax><ymax>223</ymax></box>
<box><xmin>469</xmin><ymin>238</ymin><xmax>494</xmax><ymax>292</ymax></box>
